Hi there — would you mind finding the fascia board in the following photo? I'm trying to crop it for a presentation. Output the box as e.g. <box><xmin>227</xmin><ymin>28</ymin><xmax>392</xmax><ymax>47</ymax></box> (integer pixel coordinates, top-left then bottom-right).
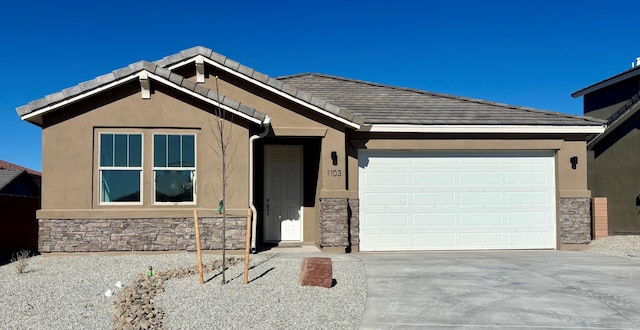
<box><xmin>21</xmin><ymin>72</ymin><xmax>265</xmax><ymax>126</ymax></box>
<box><xmin>363</xmin><ymin>124</ymin><xmax>607</xmax><ymax>134</ymax></box>
<box><xmin>21</xmin><ymin>75</ymin><xmax>140</xmax><ymax>122</ymax></box>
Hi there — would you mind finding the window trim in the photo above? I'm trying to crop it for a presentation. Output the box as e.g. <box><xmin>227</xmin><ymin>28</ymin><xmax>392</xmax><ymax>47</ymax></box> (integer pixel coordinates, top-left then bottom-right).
<box><xmin>152</xmin><ymin>133</ymin><xmax>197</xmax><ymax>205</ymax></box>
<box><xmin>98</xmin><ymin>132</ymin><xmax>144</xmax><ymax>205</ymax></box>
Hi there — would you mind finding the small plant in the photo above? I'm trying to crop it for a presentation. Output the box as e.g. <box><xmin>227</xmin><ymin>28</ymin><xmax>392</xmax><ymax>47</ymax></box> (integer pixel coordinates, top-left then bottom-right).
<box><xmin>11</xmin><ymin>249</ymin><xmax>30</xmax><ymax>274</ymax></box>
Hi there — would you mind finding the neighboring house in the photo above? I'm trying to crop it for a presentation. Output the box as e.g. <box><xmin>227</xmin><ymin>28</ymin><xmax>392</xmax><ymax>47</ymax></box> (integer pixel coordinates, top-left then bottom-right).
<box><xmin>16</xmin><ymin>46</ymin><xmax>605</xmax><ymax>253</ymax></box>
<box><xmin>0</xmin><ymin>161</ymin><xmax>41</xmax><ymax>254</ymax></box>
<box><xmin>572</xmin><ymin>66</ymin><xmax>640</xmax><ymax>234</ymax></box>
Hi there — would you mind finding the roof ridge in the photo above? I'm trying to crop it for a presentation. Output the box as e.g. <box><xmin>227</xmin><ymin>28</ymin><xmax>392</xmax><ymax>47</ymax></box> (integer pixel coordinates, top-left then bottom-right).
<box><xmin>281</xmin><ymin>73</ymin><xmax>606</xmax><ymax>124</ymax></box>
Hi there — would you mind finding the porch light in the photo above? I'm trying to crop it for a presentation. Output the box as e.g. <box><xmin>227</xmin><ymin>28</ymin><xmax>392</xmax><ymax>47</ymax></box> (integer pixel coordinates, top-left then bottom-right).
<box><xmin>570</xmin><ymin>156</ymin><xmax>578</xmax><ymax>170</ymax></box>
<box><xmin>331</xmin><ymin>151</ymin><xmax>338</xmax><ymax>166</ymax></box>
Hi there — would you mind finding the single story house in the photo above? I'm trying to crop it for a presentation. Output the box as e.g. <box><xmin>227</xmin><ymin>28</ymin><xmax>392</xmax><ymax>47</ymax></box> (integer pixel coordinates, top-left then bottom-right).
<box><xmin>17</xmin><ymin>46</ymin><xmax>605</xmax><ymax>253</ymax></box>
<box><xmin>572</xmin><ymin>65</ymin><xmax>640</xmax><ymax>234</ymax></box>
<box><xmin>0</xmin><ymin>161</ymin><xmax>41</xmax><ymax>255</ymax></box>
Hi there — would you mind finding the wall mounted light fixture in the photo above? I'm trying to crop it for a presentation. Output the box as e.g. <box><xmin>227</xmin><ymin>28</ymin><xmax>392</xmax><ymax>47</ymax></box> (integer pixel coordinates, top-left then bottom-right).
<box><xmin>570</xmin><ymin>156</ymin><xmax>578</xmax><ymax>170</ymax></box>
<box><xmin>331</xmin><ymin>151</ymin><xmax>338</xmax><ymax>166</ymax></box>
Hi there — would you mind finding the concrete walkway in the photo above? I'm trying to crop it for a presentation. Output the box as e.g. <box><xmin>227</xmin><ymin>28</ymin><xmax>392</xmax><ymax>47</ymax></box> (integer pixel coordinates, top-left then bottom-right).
<box><xmin>356</xmin><ymin>251</ymin><xmax>640</xmax><ymax>329</ymax></box>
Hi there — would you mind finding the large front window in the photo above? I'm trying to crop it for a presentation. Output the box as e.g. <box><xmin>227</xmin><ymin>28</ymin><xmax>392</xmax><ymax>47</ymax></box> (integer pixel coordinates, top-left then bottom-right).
<box><xmin>99</xmin><ymin>133</ymin><xmax>142</xmax><ymax>204</ymax></box>
<box><xmin>153</xmin><ymin>134</ymin><xmax>196</xmax><ymax>204</ymax></box>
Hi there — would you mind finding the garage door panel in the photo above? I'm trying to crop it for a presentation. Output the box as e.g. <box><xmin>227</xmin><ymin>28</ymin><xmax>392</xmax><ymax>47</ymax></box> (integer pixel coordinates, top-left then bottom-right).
<box><xmin>505</xmin><ymin>172</ymin><xmax>549</xmax><ymax>185</ymax></box>
<box><xmin>412</xmin><ymin>192</ymin><xmax>455</xmax><ymax>206</ymax></box>
<box><xmin>411</xmin><ymin>172</ymin><xmax>455</xmax><ymax>186</ymax></box>
<box><xmin>460</xmin><ymin>233</ymin><xmax>502</xmax><ymax>248</ymax></box>
<box><xmin>506</xmin><ymin>232</ymin><xmax>552</xmax><ymax>247</ymax></box>
<box><xmin>359</xmin><ymin>150</ymin><xmax>556</xmax><ymax>251</ymax></box>
<box><xmin>506</xmin><ymin>192</ymin><xmax>549</xmax><ymax>206</ymax></box>
<box><xmin>459</xmin><ymin>213</ymin><xmax>502</xmax><ymax>226</ymax></box>
<box><xmin>413</xmin><ymin>213</ymin><xmax>455</xmax><ymax>226</ymax></box>
<box><xmin>459</xmin><ymin>172</ymin><xmax>502</xmax><ymax>185</ymax></box>
<box><xmin>459</xmin><ymin>192</ymin><xmax>502</xmax><ymax>206</ymax></box>
<box><xmin>458</xmin><ymin>157</ymin><xmax>502</xmax><ymax>166</ymax></box>
<box><xmin>363</xmin><ymin>234</ymin><xmax>408</xmax><ymax>249</ymax></box>
<box><xmin>363</xmin><ymin>192</ymin><xmax>407</xmax><ymax>206</ymax></box>
<box><xmin>410</xmin><ymin>157</ymin><xmax>455</xmax><ymax>166</ymax></box>
<box><xmin>363</xmin><ymin>213</ymin><xmax>408</xmax><ymax>227</ymax></box>
<box><xmin>362</xmin><ymin>172</ymin><xmax>407</xmax><ymax>185</ymax></box>
<box><xmin>412</xmin><ymin>233</ymin><xmax>457</xmax><ymax>249</ymax></box>
<box><xmin>505</xmin><ymin>212</ymin><xmax>549</xmax><ymax>225</ymax></box>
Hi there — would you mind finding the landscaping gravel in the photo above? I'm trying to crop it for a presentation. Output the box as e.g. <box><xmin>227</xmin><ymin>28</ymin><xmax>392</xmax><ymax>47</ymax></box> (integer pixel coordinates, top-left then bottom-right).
<box><xmin>0</xmin><ymin>252</ymin><xmax>366</xmax><ymax>329</ymax></box>
<box><xmin>586</xmin><ymin>235</ymin><xmax>640</xmax><ymax>258</ymax></box>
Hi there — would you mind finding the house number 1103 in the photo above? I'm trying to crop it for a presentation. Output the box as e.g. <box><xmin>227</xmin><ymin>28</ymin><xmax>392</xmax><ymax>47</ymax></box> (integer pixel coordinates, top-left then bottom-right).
<box><xmin>327</xmin><ymin>169</ymin><xmax>342</xmax><ymax>177</ymax></box>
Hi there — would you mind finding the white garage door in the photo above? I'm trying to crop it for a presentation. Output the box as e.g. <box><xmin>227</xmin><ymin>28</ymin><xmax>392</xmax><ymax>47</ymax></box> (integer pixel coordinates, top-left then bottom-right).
<box><xmin>358</xmin><ymin>150</ymin><xmax>556</xmax><ymax>251</ymax></box>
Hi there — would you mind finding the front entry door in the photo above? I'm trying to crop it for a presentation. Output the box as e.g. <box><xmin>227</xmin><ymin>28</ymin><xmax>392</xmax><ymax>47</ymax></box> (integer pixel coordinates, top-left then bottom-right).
<box><xmin>264</xmin><ymin>145</ymin><xmax>303</xmax><ymax>242</ymax></box>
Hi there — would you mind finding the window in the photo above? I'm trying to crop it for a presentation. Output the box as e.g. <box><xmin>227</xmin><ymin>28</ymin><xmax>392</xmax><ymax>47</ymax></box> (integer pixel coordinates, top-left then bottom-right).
<box><xmin>99</xmin><ymin>133</ymin><xmax>142</xmax><ymax>204</ymax></box>
<box><xmin>153</xmin><ymin>134</ymin><xmax>196</xmax><ymax>203</ymax></box>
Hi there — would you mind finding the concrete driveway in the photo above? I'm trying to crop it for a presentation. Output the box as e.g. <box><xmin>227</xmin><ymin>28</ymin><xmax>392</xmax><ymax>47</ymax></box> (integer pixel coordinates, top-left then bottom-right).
<box><xmin>356</xmin><ymin>251</ymin><xmax>640</xmax><ymax>329</ymax></box>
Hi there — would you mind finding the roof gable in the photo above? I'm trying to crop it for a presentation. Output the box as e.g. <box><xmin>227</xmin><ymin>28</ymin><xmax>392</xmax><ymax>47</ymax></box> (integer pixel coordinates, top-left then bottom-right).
<box><xmin>16</xmin><ymin>60</ymin><xmax>267</xmax><ymax>126</ymax></box>
<box><xmin>279</xmin><ymin>73</ymin><xmax>606</xmax><ymax>130</ymax></box>
<box><xmin>0</xmin><ymin>170</ymin><xmax>39</xmax><ymax>197</ymax></box>
<box><xmin>152</xmin><ymin>47</ymin><xmax>362</xmax><ymax>128</ymax></box>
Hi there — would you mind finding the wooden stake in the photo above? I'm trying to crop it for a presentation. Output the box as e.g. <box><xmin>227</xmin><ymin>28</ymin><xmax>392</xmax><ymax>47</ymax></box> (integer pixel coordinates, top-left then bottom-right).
<box><xmin>194</xmin><ymin>209</ymin><xmax>204</xmax><ymax>285</ymax></box>
<box><xmin>243</xmin><ymin>208</ymin><xmax>251</xmax><ymax>285</ymax></box>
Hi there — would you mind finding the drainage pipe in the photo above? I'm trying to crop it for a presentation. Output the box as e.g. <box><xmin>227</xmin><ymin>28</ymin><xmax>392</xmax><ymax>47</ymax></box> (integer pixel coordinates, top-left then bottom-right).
<box><xmin>249</xmin><ymin>116</ymin><xmax>271</xmax><ymax>253</ymax></box>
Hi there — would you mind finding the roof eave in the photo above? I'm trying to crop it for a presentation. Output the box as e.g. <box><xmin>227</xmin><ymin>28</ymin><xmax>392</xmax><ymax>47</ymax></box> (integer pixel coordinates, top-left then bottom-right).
<box><xmin>18</xmin><ymin>69</ymin><xmax>268</xmax><ymax>126</ymax></box>
<box><xmin>572</xmin><ymin>66</ymin><xmax>640</xmax><ymax>98</ymax></box>
<box><xmin>362</xmin><ymin>124</ymin><xmax>607</xmax><ymax>134</ymax></box>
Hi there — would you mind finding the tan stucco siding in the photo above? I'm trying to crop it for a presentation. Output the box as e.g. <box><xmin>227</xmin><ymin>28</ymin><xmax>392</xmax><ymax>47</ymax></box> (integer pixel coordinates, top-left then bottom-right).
<box><xmin>200</xmin><ymin>72</ymin><xmax>350</xmax><ymax>192</ymax></box>
<box><xmin>39</xmin><ymin>82</ymin><xmax>252</xmax><ymax>218</ymax></box>
<box><xmin>555</xmin><ymin>140</ymin><xmax>590</xmax><ymax>197</ymax></box>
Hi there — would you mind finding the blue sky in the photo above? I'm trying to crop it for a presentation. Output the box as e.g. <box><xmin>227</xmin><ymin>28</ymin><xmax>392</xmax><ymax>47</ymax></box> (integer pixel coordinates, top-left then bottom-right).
<box><xmin>1</xmin><ymin>0</ymin><xmax>636</xmax><ymax>171</ymax></box>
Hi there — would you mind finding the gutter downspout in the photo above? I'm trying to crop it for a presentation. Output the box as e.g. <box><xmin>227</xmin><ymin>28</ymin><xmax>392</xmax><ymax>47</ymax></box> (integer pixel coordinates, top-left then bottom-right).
<box><xmin>249</xmin><ymin>116</ymin><xmax>271</xmax><ymax>253</ymax></box>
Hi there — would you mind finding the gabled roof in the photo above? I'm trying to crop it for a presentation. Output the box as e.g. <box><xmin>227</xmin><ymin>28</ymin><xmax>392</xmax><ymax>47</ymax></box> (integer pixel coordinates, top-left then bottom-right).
<box><xmin>572</xmin><ymin>66</ymin><xmax>640</xmax><ymax>98</ymax></box>
<box><xmin>0</xmin><ymin>170</ymin><xmax>23</xmax><ymax>191</ymax></box>
<box><xmin>16</xmin><ymin>46</ymin><xmax>604</xmax><ymax>134</ymax></box>
<box><xmin>0</xmin><ymin>160</ymin><xmax>40</xmax><ymax>176</ymax></box>
<box><xmin>0</xmin><ymin>169</ymin><xmax>41</xmax><ymax>197</ymax></box>
<box><xmin>279</xmin><ymin>73</ymin><xmax>606</xmax><ymax>132</ymax></box>
<box><xmin>151</xmin><ymin>46</ymin><xmax>363</xmax><ymax>128</ymax></box>
<box><xmin>16</xmin><ymin>60</ymin><xmax>268</xmax><ymax>126</ymax></box>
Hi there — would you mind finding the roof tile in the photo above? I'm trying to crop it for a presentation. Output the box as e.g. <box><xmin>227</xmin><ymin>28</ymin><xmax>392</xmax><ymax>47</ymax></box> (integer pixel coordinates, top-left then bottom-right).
<box><xmin>209</xmin><ymin>51</ymin><xmax>226</xmax><ymax>65</ymax></box>
<box><xmin>181</xmin><ymin>78</ymin><xmax>197</xmax><ymax>92</ymax></box>
<box><xmin>267</xmin><ymin>77</ymin><xmax>284</xmax><ymax>90</ymax></box>
<box><xmin>251</xmin><ymin>71</ymin><xmax>269</xmax><ymax>84</ymax></box>
<box><xmin>168</xmin><ymin>72</ymin><xmax>183</xmax><ymax>86</ymax></box>
<box><xmin>112</xmin><ymin>66</ymin><xmax>133</xmax><ymax>79</ymax></box>
<box><xmin>224</xmin><ymin>58</ymin><xmax>240</xmax><ymax>71</ymax></box>
<box><xmin>237</xmin><ymin>64</ymin><xmax>255</xmax><ymax>78</ymax></box>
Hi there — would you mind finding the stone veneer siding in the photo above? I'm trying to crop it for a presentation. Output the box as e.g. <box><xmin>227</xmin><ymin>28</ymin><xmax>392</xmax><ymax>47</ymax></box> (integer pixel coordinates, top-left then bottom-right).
<box><xmin>559</xmin><ymin>197</ymin><xmax>592</xmax><ymax>244</ymax></box>
<box><xmin>318</xmin><ymin>198</ymin><xmax>359</xmax><ymax>251</ymax></box>
<box><xmin>38</xmin><ymin>217</ymin><xmax>246</xmax><ymax>253</ymax></box>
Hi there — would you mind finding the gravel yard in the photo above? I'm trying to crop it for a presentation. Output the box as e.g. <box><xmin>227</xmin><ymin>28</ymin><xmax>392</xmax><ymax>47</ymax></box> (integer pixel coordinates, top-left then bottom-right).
<box><xmin>585</xmin><ymin>235</ymin><xmax>640</xmax><ymax>258</ymax></box>
<box><xmin>2</xmin><ymin>236</ymin><xmax>640</xmax><ymax>329</ymax></box>
<box><xmin>0</xmin><ymin>252</ymin><xmax>366</xmax><ymax>329</ymax></box>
